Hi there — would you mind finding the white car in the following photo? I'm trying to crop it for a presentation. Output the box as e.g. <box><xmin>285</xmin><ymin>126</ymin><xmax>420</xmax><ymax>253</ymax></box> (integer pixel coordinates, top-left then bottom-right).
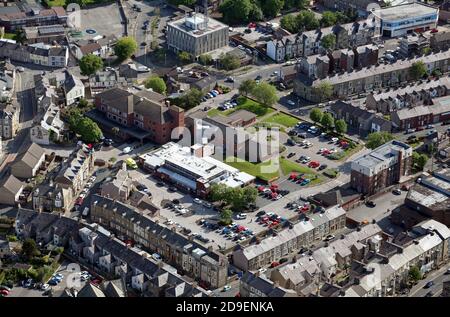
<box><xmin>193</xmin><ymin>198</ymin><xmax>202</xmax><ymax>204</ymax></box>
<box><xmin>41</xmin><ymin>284</ymin><xmax>50</xmax><ymax>291</ymax></box>
<box><xmin>236</xmin><ymin>213</ymin><xmax>247</xmax><ymax>220</ymax></box>
<box><xmin>331</xmin><ymin>137</ymin><xmax>339</xmax><ymax>143</ymax></box>
<box><xmin>258</xmin><ymin>268</ymin><xmax>267</xmax><ymax>274</ymax></box>
<box><xmin>166</xmin><ymin>219</ymin><xmax>174</xmax><ymax>225</ymax></box>
<box><xmin>123</xmin><ymin>146</ymin><xmax>132</xmax><ymax>154</ymax></box>
<box><xmin>287</xmin><ymin>100</ymin><xmax>296</xmax><ymax>106</ymax></box>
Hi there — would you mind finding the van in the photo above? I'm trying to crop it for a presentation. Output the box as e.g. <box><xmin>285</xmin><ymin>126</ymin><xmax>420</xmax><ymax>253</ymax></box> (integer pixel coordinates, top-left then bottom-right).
<box><xmin>82</xmin><ymin>207</ymin><xmax>90</xmax><ymax>218</ymax></box>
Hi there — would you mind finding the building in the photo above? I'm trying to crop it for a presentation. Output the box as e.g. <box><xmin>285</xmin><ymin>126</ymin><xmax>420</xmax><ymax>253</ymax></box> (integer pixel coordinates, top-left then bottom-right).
<box><xmin>71</xmin><ymin>35</ymin><xmax>118</xmax><ymax>60</ymax></box>
<box><xmin>374</xmin><ymin>3</ymin><xmax>439</xmax><ymax>37</ymax></box>
<box><xmin>63</xmin><ymin>71</ymin><xmax>84</xmax><ymax>105</ymax></box>
<box><xmin>11</xmin><ymin>143</ymin><xmax>46</xmax><ymax>179</ymax></box>
<box><xmin>100</xmin><ymin>164</ymin><xmax>133</xmax><ymax>202</ymax></box>
<box><xmin>0</xmin><ymin>61</ymin><xmax>15</xmax><ymax>102</ymax></box>
<box><xmin>391</xmin><ymin>106</ymin><xmax>434</xmax><ymax>130</ymax></box>
<box><xmin>90</xmin><ymin>194</ymin><xmax>229</xmax><ymax>289</ymax></box>
<box><xmin>166</xmin><ymin>12</ymin><xmax>229</xmax><ymax>57</ymax></box>
<box><xmin>365</xmin><ymin>78</ymin><xmax>450</xmax><ymax>114</ymax></box>
<box><xmin>14</xmin><ymin>209</ymin><xmax>208</xmax><ymax>297</ymax></box>
<box><xmin>0</xmin><ymin>102</ymin><xmax>19</xmax><ymax>139</ymax></box>
<box><xmin>139</xmin><ymin>142</ymin><xmax>255</xmax><ymax>198</ymax></box>
<box><xmin>266</xmin><ymin>21</ymin><xmax>377</xmax><ymax>63</ymax></box>
<box><xmin>23</xmin><ymin>24</ymin><xmax>66</xmax><ymax>44</ymax></box>
<box><xmin>90</xmin><ymin>87</ymin><xmax>184</xmax><ymax>144</ymax></box>
<box><xmin>294</xmin><ymin>50</ymin><xmax>450</xmax><ymax>102</ymax></box>
<box><xmin>299</xmin><ymin>54</ymin><xmax>330</xmax><ymax>79</ymax></box>
<box><xmin>329</xmin><ymin>101</ymin><xmax>392</xmax><ymax>137</ymax></box>
<box><xmin>53</xmin><ymin>144</ymin><xmax>94</xmax><ymax>211</ymax></box>
<box><xmin>30</xmin><ymin>102</ymin><xmax>66</xmax><ymax>145</ymax></box>
<box><xmin>0</xmin><ymin>40</ymin><xmax>68</xmax><ymax>67</ymax></box>
<box><xmin>321</xmin><ymin>0</ymin><xmax>382</xmax><ymax>15</ymax></box>
<box><xmin>428</xmin><ymin>95</ymin><xmax>450</xmax><ymax>123</ymax></box>
<box><xmin>0</xmin><ymin>175</ymin><xmax>24</xmax><ymax>205</ymax></box>
<box><xmin>405</xmin><ymin>168</ymin><xmax>450</xmax><ymax>226</ymax></box>
<box><xmin>350</xmin><ymin>140</ymin><xmax>412</xmax><ymax>195</ymax></box>
<box><xmin>429</xmin><ymin>29</ymin><xmax>450</xmax><ymax>51</ymax></box>
<box><xmin>32</xmin><ymin>184</ymin><xmax>65</xmax><ymax>213</ymax></box>
<box><xmin>0</xmin><ymin>6</ymin><xmax>67</xmax><ymax>31</ymax></box>
<box><xmin>240</xmin><ymin>272</ymin><xmax>297</xmax><ymax>297</ymax></box>
<box><xmin>399</xmin><ymin>33</ymin><xmax>430</xmax><ymax>58</ymax></box>
<box><xmin>232</xmin><ymin>206</ymin><xmax>347</xmax><ymax>271</ymax></box>
<box><xmin>89</xmin><ymin>68</ymin><xmax>129</xmax><ymax>94</ymax></box>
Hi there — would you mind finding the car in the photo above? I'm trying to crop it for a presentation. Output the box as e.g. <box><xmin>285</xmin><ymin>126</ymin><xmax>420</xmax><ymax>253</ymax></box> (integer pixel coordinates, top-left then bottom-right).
<box><xmin>318</xmin><ymin>164</ymin><xmax>327</xmax><ymax>171</ymax></box>
<box><xmin>287</xmin><ymin>152</ymin><xmax>296</xmax><ymax>158</ymax></box>
<box><xmin>258</xmin><ymin>268</ymin><xmax>267</xmax><ymax>274</ymax></box>
<box><xmin>103</xmin><ymin>138</ymin><xmax>113</xmax><ymax>146</ymax></box>
<box><xmin>222</xmin><ymin>285</ymin><xmax>232</xmax><ymax>292</ymax></box>
<box><xmin>331</xmin><ymin>137</ymin><xmax>339</xmax><ymax>143</ymax></box>
<box><xmin>0</xmin><ymin>285</ymin><xmax>11</xmax><ymax>292</ymax></box>
<box><xmin>445</xmin><ymin>268</ymin><xmax>450</xmax><ymax>275</ymax></box>
<box><xmin>202</xmin><ymin>201</ymin><xmax>212</xmax><ymax>208</ymax></box>
<box><xmin>193</xmin><ymin>198</ymin><xmax>202</xmax><ymax>204</ymax></box>
<box><xmin>287</xmin><ymin>100</ymin><xmax>296</xmax><ymax>106</ymax></box>
<box><xmin>279</xmin><ymin>258</ymin><xmax>288</xmax><ymax>264</ymax></box>
<box><xmin>308</xmin><ymin>161</ymin><xmax>320</xmax><ymax>168</ymax></box>
<box><xmin>123</xmin><ymin>146</ymin><xmax>132</xmax><ymax>154</ymax></box>
<box><xmin>125</xmin><ymin>158</ymin><xmax>138</xmax><ymax>169</ymax></box>
<box><xmin>366</xmin><ymin>201</ymin><xmax>376</xmax><ymax>208</ymax></box>
<box><xmin>425</xmin><ymin>290</ymin><xmax>435</xmax><ymax>297</ymax></box>
<box><xmin>406</xmin><ymin>128</ymin><xmax>416</xmax><ymax>134</ymax></box>
<box><xmin>48</xmin><ymin>279</ymin><xmax>58</xmax><ymax>286</ymax></box>
<box><xmin>392</xmin><ymin>188</ymin><xmax>402</xmax><ymax>195</ymax></box>
<box><xmin>270</xmin><ymin>261</ymin><xmax>280</xmax><ymax>268</ymax></box>
<box><xmin>424</xmin><ymin>281</ymin><xmax>434</xmax><ymax>289</ymax></box>
<box><xmin>255</xmin><ymin>75</ymin><xmax>262</xmax><ymax>81</ymax></box>
<box><xmin>24</xmin><ymin>279</ymin><xmax>33</xmax><ymax>288</ymax></box>
<box><xmin>323</xmin><ymin>234</ymin><xmax>335</xmax><ymax>242</ymax></box>
<box><xmin>225</xmin><ymin>76</ymin><xmax>235</xmax><ymax>83</ymax></box>
<box><xmin>0</xmin><ymin>289</ymin><xmax>9</xmax><ymax>296</ymax></box>
<box><xmin>168</xmin><ymin>186</ymin><xmax>177</xmax><ymax>192</ymax></box>
<box><xmin>41</xmin><ymin>284</ymin><xmax>50</xmax><ymax>291</ymax></box>
<box><xmin>256</xmin><ymin>211</ymin><xmax>266</xmax><ymax>216</ymax></box>
<box><xmin>236</xmin><ymin>213</ymin><xmax>247</xmax><ymax>220</ymax></box>
<box><xmin>244</xmin><ymin>28</ymin><xmax>252</xmax><ymax>33</ymax></box>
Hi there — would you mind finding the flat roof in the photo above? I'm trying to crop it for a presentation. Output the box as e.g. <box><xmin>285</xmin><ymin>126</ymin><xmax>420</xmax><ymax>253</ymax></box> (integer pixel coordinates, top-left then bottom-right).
<box><xmin>374</xmin><ymin>3</ymin><xmax>438</xmax><ymax>21</ymax></box>
<box><xmin>168</xmin><ymin>13</ymin><xmax>228</xmax><ymax>38</ymax></box>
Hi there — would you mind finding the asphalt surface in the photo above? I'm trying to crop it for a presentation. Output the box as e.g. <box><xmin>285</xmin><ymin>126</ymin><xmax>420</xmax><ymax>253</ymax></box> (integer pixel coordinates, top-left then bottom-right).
<box><xmin>408</xmin><ymin>262</ymin><xmax>450</xmax><ymax>297</ymax></box>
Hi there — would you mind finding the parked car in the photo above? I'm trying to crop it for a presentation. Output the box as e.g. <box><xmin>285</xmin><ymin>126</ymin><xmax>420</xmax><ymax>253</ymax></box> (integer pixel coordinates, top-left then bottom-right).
<box><xmin>236</xmin><ymin>213</ymin><xmax>247</xmax><ymax>220</ymax></box>
<box><xmin>366</xmin><ymin>201</ymin><xmax>376</xmax><ymax>208</ymax></box>
<box><xmin>424</xmin><ymin>281</ymin><xmax>434</xmax><ymax>289</ymax></box>
<box><xmin>193</xmin><ymin>198</ymin><xmax>202</xmax><ymax>204</ymax></box>
<box><xmin>123</xmin><ymin>146</ymin><xmax>132</xmax><ymax>154</ymax></box>
<box><xmin>392</xmin><ymin>188</ymin><xmax>402</xmax><ymax>195</ymax></box>
<box><xmin>270</xmin><ymin>261</ymin><xmax>280</xmax><ymax>268</ymax></box>
<box><xmin>323</xmin><ymin>234</ymin><xmax>335</xmax><ymax>242</ymax></box>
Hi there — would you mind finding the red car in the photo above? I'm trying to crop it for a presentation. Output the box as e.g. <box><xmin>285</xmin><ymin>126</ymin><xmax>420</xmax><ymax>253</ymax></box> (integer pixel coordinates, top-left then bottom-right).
<box><xmin>299</xmin><ymin>205</ymin><xmax>309</xmax><ymax>212</ymax></box>
<box><xmin>0</xmin><ymin>289</ymin><xmax>9</xmax><ymax>296</ymax></box>
<box><xmin>257</xmin><ymin>186</ymin><xmax>266</xmax><ymax>192</ymax></box>
<box><xmin>289</xmin><ymin>173</ymin><xmax>298</xmax><ymax>180</ymax></box>
<box><xmin>75</xmin><ymin>197</ymin><xmax>84</xmax><ymax>206</ymax></box>
<box><xmin>322</xmin><ymin>149</ymin><xmax>331</xmax><ymax>155</ymax></box>
<box><xmin>431</xmin><ymin>28</ymin><xmax>438</xmax><ymax>33</ymax></box>
<box><xmin>270</xmin><ymin>262</ymin><xmax>280</xmax><ymax>268</ymax></box>
<box><xmin>308</xmin><ymin>161</ymin><xmax>320</xmax><ymax>168</ymax></box>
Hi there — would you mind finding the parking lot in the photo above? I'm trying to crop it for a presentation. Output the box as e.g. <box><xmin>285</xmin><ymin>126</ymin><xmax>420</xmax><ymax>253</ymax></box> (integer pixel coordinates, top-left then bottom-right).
<box><xmin>78</xmin><ymin>4</ymin><xmax>123</xmax><ymax>40</ymax></box>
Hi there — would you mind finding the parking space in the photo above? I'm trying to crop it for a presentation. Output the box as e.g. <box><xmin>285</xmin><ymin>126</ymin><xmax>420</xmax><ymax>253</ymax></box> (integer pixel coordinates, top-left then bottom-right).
<box><xmin>77</xmin><ymin>4</ymin><xmax>123</xmax><ymax>40</ymax></box>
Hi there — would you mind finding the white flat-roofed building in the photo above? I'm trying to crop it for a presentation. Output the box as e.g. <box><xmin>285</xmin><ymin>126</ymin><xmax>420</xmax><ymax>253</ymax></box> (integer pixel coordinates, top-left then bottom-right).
<box><xmin>139</xmin><ymin>142</ymin><xmax>254</xmax><ymax>197</ymax></box>
<box><xmin>374</xmin><ymin>3</ymin><xmax>439</xmax><ymax>37</ymax></box>
<box><xmin>166</xmin><ymin>12</ymin><xmax>229</xmax><ymax>57</ymax></box>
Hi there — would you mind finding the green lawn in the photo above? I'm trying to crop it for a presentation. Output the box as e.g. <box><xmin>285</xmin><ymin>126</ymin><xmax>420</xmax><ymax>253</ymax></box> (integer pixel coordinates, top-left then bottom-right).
<box><xmin>263</xmin><ymin>112</ymin><xmax>299</xmax><ymax>128</ymax></box>
<box><xmin>2</xmin><ymin>33</ymin><xmax>16</xmax><ymax>40</ymax></box>
<box><xmin>236</xmin><ymin>97</ymin><xmax>274</xmax><ymax>117</ymax></box>
<box><xmin>225</xmin><ymin>157</ymin><xmax>279</xmax><ymax>182</ymax></box>
<box><xmin>207</xmin><ymin>108</ymin><xmax>234</xmax><ymax>117</ymax></box>
<box><xmin>45</xmin><ymin>0</ymin><xmax>67</xmax><ymax>6</ymax></box>
<box><xmin>279</xmin><ymin>158</ymin><xmax>315</xmax><ymax>175</ymax></box>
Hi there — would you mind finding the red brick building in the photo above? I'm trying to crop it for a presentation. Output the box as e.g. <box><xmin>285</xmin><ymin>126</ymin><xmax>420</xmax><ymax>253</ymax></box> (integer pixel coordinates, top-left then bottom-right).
<box><xmin>93</xmin><ymin>88</ymin><xmax>184</xmax><ymax>144</ymax></box>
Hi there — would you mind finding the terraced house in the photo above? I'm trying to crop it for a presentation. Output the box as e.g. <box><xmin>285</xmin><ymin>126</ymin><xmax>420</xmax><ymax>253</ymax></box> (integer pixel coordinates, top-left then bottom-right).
<box><xmin>90</xmin><ymin>194</ymin><xmax>229</xmax><ymax>289</ymax></box>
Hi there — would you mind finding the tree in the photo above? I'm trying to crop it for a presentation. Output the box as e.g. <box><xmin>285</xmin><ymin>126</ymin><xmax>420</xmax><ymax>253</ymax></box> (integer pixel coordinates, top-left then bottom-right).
<box><xmin>296</xmin><ymin>10</ymin><xmax>320</xmax><ymax>31</ymax></box>
<box><xmin>260</xmin><ymin>0</ymin><xmax>284</xmax><ymax>19</ymax></box>
<box><xmin>422</xmin><ymin>47</ymin><xmax>432</xmax><ymax>55</ymax></box>
<box><xmin>198</xmin><ymin>54</ymin><xmax>213</xmax><ymax>65</ymax></box>
<box><xmin>79</xmin><ymin>54</ymin><xmax>103</xmax><ymax>76</ymax></box>
<box><xmin>320</xmin><ymin>34</ymin><xmax>336</xmax><ymax>50</ymax></box>
<box><xmin>68</xmin><ymin>111</ymin><xmax>103</xmax><ymax>144</ymax></box>
<box><xmin>145</xmin><ymin>76</ymin><xmax>167</xmax><ymax>94</ymax></box>
<box><xmin>284</xmin><ymin>0</ymin><xmax>308</xmax><ymax>9</ymax></box>
<box><xmin>313</xmin><ymin>81</ymin><xmax>333</xmax><ymax>101</ymax></box>
<box><xmin>280</xmin><ymin>14</ymin><xmax>299</xmax><ymax>33</ymax></box>
<box><xmin>239</xmin><ymin>79</ymin><xmax>257</xmax><ymax>97</ymax></box>
<box><xmin>335</xmin><ymin>11</ymin><xmax>349</xmax><ymax>24</ymax></box>
<box><xmin>251</xmin><ymin>82</ymin><xmax>279</xmax><ymax>107</ymax></box>
<box><xmin>210</xmin><ymin>183</ymin><xmax>229</xmax><ymax>202</ymax></box>
<box><xmin>173</xmin><ymin>88</ymin><xmax>203</xmax><ymax>110</ymax></box>
<box><xmin>78</xmin><ymin>98</ymin><xmax>90</xmax><ymax>108</ymax></box>
<box><xmin>310</xmin><ymin>108</ymin><xmax>323</xmax><ymax>124</ymax></box>
<box><xmin>410</xmin><ymin>61</ymin><xmax>427</xmax><ymax>80</ymax></box>
<box><xmin>321</xmin><ymin>112</ymin><xmax>334</xmax><ymax>130</ymax></box>
<box><xmin>366</xmin><ymin>131</ymin><xmax>394</xmax><ymax>149</ymax></box>
<box><xmin>335</xmin><ymin>119</ymin><xmax>347</xmax><ymax>134</ymax></box>
<box><xmin>408</xmin><ymin>266</ymin><xmax>422</xmax><ymax>282</ymax></box>
<box><xmin>168</xmin><ymin>0</ymin><xmax>196</xmax><ymax>6</ymax></box>
<box><xmin>178</xmin><ymin>51</ymin><xmax>192</xmax><ymax>64</ymax></box>
<box><xmin>21</xmin><ymin>239</ymin><xmax>40</xmax><ymax>260</ymax></box>
<box><xmin>412</xmin><ymin>151</ymin><xmax>428</xmax><ymax>172</ymax></box>
<box><xmin>114</xmin><ymin>37</ymin><xmax>137</xmax><ymax>61</ymax></box>
<box><xmin>320</xmin><ymin>11</ymin><xmax>337</xmax><ymax>27</ymax></box>
<box><xmin>14</xmin><ymin>28</ymin><xmax>26</xmax><ymax>44</ymax></box>
<box><xmin>219</xmin><ymin>53</ymin><xmax>241</xmax><ymax>70</ymax></box>
<box><xmin>220</xmin><ymin>0</ymin><xmax>253</xmax><ymax>25</ymax></box>
<box><xmin>220</xmin><ymin>209</ymin><xmax>233</xmax><ymax>225</ymax></box>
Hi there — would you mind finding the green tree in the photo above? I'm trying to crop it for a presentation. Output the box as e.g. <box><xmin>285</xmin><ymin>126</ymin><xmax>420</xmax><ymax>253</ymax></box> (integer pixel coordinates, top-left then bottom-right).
<box><xmin>280</xmin><ymin>14</ymin><xmax>299</xmax><ymax>33</ymax></box>
<box><xmin>320</xmin><ymin>11</ymin><xmax>337</xmax><ymax>27</ymax></box>
<box><xmin>220</xmin><ymin>0</ymin><xmax>253</xmax><ymax>25</ymax></box>
<box><xmin>335</xmin><ymin>11</ymin><xmax>349</xmax><ymax>24</ymax></box>
<box><xmin>335</xmin><ymin>119</ymin><xmax>347</xmax><ymax>134</ymax></box>
<box><xmin>251</xmin><ymin>82</ymin><xmax>279</xmax><ymax>107</ymax></box>
<box><xmin>410</xmin><ymin>61</ymin><xmax>427</xmax><ymax>80</ymax></box>
<box><xmin>79</xmin><ymin>54</ymin><xmax>103</xmax><ymax>76</ymax></box>
<box><xmin>198</xmin><ymin>54</ymin><xmax>213</xmax><ymax>66</ymax></box>
<box><xmin>422</xmin><ymin>47</ymin><xmax>432</xmax><ymax>55</ymax></box>
<box><xmin>210</xmin><ymin>183</ymin><xmax>229</xmax><ymax>202</ymax></box>
<box><xmin>366</xmin><ymin>131</ymin><xmax>394</xmax><ymax>149</ymax></box>
<box><xmin>145</xmin><ymin>76</ymin><xmax>167</xmax><ymax>94</ymax></box>
<box><xmin>78</xmin><ymin>98</ymin><xmax>90</xmax><ymax>108</ymax></box>
<box><xmin>175</xmin><ymin>88</ymin><xmax>203</xmax><ymax>110</ymax></box>
<box><xmin>260</xmin><ymin>0</ymin><xmax>284</xmax><ymax>19</ymax></box>
<box><xmin>312</xmin><ymin>81</ymin><xmax>333</xmax><ymax>102</ymax></box>
<box><xmin>178</xmin><ymin>51</ymin><xmax>192</xmax><ymax>64</ymax></box>
<box><xmin>114</xmin><ymin>37</ymin><xmax>137</xmax><ymax>61</ymax></box>
<box><xmin>296</xmin><ymin>10</ymin><xmax>320</xmax><ymax>31</ymax></box>
<box><xmin>320</xmin><ymin>34</ymin><xmax>336</xmax><ymax>50</ymax></box>
<box><xmin>220</xmin><ymin>209</ymin><xmax>233</xmax><ymax>225</ymax></box>
<box><xmin>239</xmin><ymin>79</ymin><xmax>257</xmax><ymax>97</ymax></box>
<box><xmin>68</xmin><ymin>111</ymin><xmax>103</xmax><ymax>144</ymax></box>
<box><xmin>412</xmin><ymin>151</ymin><xmax>428</xmax><ymax>172</ymax></box>
<box><xmin>14</xmin><ymin>28</ymin><xmax>26</xmax><ymax>44</ymax></box>
<box><xmin>321</xmin><ymin>112</ymin><xmax>334</xmax><ymax>130</ymax></box>
<box><xmin>219</xmin><ymin>53</ymin><xmax>241</xmax><ymax>70</ymax></box>
<box><xmin>310</xmin><ymin>107</ymin><xmax>323</xmax><ymax>123</ymax></box>
<box><xmin>167</xmin><ymin>0</ymin><xmax>196</xmax><ymax>6</ymax></box>
<box><xmin>284</xmin><ymin>0</ymin><xmax>308</xmax><ymax>9</ymax></box>
<box><xmin>21</xmin><ymin>239</ymin><xmax>40</xmax><ymax>260</ymax></box>
<box><xmin>408</xmin><ymin>266</ymin><xmax>422</xmax><ymax>282</ymax></box>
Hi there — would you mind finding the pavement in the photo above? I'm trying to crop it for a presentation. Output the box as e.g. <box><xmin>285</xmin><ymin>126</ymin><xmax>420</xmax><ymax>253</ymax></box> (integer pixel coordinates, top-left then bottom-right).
<box><xmin>408</xmin><ymin>262</ymin><xmax>450</xmax><ymax>297</ymax></box>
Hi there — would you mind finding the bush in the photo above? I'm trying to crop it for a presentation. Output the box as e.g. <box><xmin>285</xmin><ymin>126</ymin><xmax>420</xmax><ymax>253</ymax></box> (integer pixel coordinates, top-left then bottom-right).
<box><xmin>323</xmin><ymin>168</ymin><xmax>339</xmax><ymax>178</ymax></box>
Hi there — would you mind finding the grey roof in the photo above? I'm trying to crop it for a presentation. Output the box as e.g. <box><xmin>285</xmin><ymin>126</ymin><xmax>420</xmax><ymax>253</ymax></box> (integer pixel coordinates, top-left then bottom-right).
<box><xmin>241</xmin><ymin>272</ymin><xmax>295</xmax><ymax>297</ymax></box>
<box><xmin>393</xmin><ymin>105</ymin><xmax>431</xmax><ymax>120</ymax></box>
<box><xmin>77</xmin><ymin>283</ymin><xmax>106</xmax><ymax>297</ymax></box>
<box><xmin>13</xmin><ymin>142</ymin><xmax>45</xmax><ymax>170</ymax></box>
<box><xmin>0</xmin><ymin>174</ymin><xmax>23</xmax><ymax>195</ymax></box>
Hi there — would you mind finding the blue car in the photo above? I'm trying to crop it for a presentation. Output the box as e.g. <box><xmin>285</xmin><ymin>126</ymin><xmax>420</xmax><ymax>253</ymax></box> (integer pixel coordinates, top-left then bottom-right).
<box><xmin>48</xmin><ymin>279</ymin><xmax>58</xmax><ymax>286</ymax></box>
<box><xmin>210</xmin><ymin>91</ymin><xmax>218</xmax><ymax>97</ymax></box>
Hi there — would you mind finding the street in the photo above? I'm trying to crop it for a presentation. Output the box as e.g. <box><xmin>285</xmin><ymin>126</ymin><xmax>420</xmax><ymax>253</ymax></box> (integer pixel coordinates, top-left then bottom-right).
<box><xmin>408</xmin><ymin>263</ymin><xmax>450</xmax><ymax>297</ymax></box>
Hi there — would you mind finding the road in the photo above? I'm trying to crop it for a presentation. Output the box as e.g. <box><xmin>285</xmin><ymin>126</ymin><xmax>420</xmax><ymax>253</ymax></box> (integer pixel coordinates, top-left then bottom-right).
<box><xmin>408</xmin><ymin>262</ymin><xmax>450</xmax><ymax>297</ymax></box>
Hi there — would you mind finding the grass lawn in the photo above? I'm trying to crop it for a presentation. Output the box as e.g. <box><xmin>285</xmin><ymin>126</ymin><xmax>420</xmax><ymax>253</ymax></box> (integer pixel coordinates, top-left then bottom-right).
<box><xmin>279</xmin><ymin>158</ymin><xmax>315</xmax><ymax>175</ymax></box>
<box><xmin>236</xmin><ymin>97</ymin><xmax>274</xmax><ymax>117</ymax></box>
<box><xmin>225</xmin><ymin>157</ymin><xmax>279</xmax><ymax>182</ymax></box>
<box><xmin>2</xmin><ymin>33</ymin><xmax>16</xmax><ymax>40</ymax></box>
<box><xmin>207</xmin><ymin>108</ymin><xmax>234</xmax><ymax>117</ymax></box>
<box><xmin>263</xmin><ymin>112</ymin><xmax>299</xmax><ymax>128</ymax></box>
<box><xmin>45</xmin><ymin>0</ymin><xmax>67</xmax><ymax>6</ymax></box>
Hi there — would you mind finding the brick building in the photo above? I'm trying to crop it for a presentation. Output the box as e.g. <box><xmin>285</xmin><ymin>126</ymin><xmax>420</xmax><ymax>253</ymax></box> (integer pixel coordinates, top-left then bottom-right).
<box><xmin>350</xmin><ymin>140</ymin><xmax>412</xmax><ymax>195</ymax></box>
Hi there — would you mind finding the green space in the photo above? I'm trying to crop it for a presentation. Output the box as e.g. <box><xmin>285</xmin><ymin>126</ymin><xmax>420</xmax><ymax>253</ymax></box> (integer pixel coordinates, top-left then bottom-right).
<box><xmin>236</xmin><ymin>97</ymin><xmax>274</xmax><ymax>117</ymax></box>
<box><xmin>323</xmin><ymin>168</ymin><xmax>339</xmax><ymax>178</ymax></box>
<box><xmin>207</xmin><ymin>108</ymin><xmax>234</xmax><ymax>117</ymax></box>
<box><xmin>45</xmin><ymin>0</ymin><xmax>66</xmax><ymax>6</ymax></box>
<box><xmin>1</xmin><ymin>33</ymin><xmax>16</xmax><ymax>40</ymax></box>
<box><xmin>263</xmin><ymin>112</ymin><xmax>299</xmax><ymax>128</ymax></box>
